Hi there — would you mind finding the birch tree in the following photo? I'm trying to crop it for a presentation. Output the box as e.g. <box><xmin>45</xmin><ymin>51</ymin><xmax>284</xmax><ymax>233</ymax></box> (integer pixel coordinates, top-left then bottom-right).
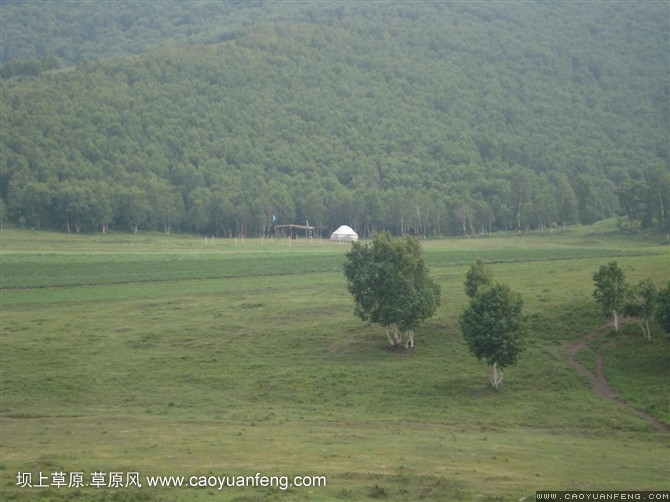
<box><xmin>592</xmin><ymin>261</ymin><xmax>629</xmax><ymax>332</ymax></box>
<box><xmin>343</xmin><ymin>232</ymin><xmax>440</xmax><ymax>348</ymax></box>
<box><xmin>622</xmin><ymin>279</ymin><xmax>657</xmax><ymax>342</ymax></box>
<box><xmin>644</xmin><ymin>165</ymin><xmax>670</xmax><ymax>239</ymax></box>
<box><xmin>460</xmin><ymin>282</ymin><xmax>527</xmax><ymax>389</ymax></box>
<box><xmin>654</xmin><ymin>282</ymin><xmax>670</xmax><ymax>334</ymax></box>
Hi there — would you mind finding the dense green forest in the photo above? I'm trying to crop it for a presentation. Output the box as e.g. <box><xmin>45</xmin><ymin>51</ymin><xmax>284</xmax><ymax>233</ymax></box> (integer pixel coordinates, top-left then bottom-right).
<box><xmin>1</xmin><ymin>1</ymin><xmax>668</xmax><ymax>237</ymax></box>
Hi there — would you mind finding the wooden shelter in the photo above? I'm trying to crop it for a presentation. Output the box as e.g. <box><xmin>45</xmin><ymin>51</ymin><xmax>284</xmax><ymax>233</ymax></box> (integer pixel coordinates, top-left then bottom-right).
<box><xmin>274</xmin><ymin>224</ymin><xmax>315</xmax><ymax>239</ymax></box>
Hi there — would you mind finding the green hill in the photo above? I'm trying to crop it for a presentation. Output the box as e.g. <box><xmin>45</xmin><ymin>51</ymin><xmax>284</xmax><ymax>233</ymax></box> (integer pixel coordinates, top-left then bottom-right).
<box><xmin>1</xmin><ymin>1</ymin><xmax>668</xmax><ymax>236</ymax></box>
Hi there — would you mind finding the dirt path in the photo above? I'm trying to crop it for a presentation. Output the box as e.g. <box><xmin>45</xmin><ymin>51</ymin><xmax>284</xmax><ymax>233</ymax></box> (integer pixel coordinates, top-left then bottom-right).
<box><xmin>565</xmin><ymin>324</ymin><xmax>669</xmax><ymax>433</ymax></box>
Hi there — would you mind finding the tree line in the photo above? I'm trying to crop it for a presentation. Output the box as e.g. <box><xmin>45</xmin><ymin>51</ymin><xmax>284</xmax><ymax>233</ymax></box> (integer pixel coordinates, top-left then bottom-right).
<box><xmin>1</xmin><ymin>2</ymin><xmax>668</xmax><ymax>237</ymax></box>
<box><xmin>4</xmin><ymin>165</ymin><xmax>668</xmax><ymax>239</ymax></box>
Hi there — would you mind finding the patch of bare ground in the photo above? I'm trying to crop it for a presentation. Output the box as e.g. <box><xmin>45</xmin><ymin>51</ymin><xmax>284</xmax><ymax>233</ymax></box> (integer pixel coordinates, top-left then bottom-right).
<box><xmin>565</xmin><ymin>321</ymin><xmax>669</xmax><ymax>433</ymax></box>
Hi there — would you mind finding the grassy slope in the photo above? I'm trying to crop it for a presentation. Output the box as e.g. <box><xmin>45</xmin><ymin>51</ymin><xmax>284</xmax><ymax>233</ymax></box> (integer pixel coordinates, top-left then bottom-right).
<box><xmin>1</xmin><ymin>225</ymin><xmax>669</xmax><ymax>501</ymax></box>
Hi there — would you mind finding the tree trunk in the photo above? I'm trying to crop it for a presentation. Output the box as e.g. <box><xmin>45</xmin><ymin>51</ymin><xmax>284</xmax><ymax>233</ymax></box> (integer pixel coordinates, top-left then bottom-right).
<box><xmin>516</xmin><ymin>188</ymin><xmax>523</xmax><ymax>235</ymax></box>
<box><xmin>386</xmin><ymin>325</ymin><xmax>402</xmax><ymax>347</ymax></box>
<box><xmin>613</xmin><ymin>309</ymin><xmax>619</xmax><ymax>332</ymax></box>
<box><xmin>404</xmin><ymin>329</ymin><xmax>414</xmax><ymax>349</ymax></box>
<box><xmin>656</xmin><ymin>186</ymin><xmax>666</xmax><ymax>235</ymax></box>
<box><xmin>385</xmin><ymin>328</ymin><xmax>394</xmax><ymax>346</ymax></box>
<box><xmin>490</xmin><ymin>362</ymin><xmax>503</xmax><ymax>389</ymax></box>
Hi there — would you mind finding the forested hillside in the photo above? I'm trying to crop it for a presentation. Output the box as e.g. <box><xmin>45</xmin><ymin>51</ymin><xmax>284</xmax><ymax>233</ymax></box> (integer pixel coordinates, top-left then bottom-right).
<box><xmin>1</xmin><ymin>1</ymin><xmax>668</xmax><ymax>237</ymax></box>
<box><xmin>0</xmin><ymin>0</ymin><xmax>275</xmax><ymax>67</ymax></box>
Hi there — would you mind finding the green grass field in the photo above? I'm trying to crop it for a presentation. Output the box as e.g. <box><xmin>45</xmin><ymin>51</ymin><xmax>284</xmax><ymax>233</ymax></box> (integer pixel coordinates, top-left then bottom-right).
<box><xmin>1</xmin><ymin>224</ymin><xmax>669</xmax><ymax>501</ymax></box>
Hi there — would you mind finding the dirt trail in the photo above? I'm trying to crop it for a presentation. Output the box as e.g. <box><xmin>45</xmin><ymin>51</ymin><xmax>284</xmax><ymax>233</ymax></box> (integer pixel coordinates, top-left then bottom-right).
<box><xmin>565</xmin><ymin>324</ymin><xmax>669</xmax><ymax>433</ymax></box>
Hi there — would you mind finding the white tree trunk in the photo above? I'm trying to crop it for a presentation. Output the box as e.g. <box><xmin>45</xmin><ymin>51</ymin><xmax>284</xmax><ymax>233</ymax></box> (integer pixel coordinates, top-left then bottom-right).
<box><xmin>490</xmin><ymin>362</ymin><xmax>503</xmax><ymax>389</ymax></box>
<box><xmin>613</xmin><ymin>309</ymin><xmax>619</xmax><ymax>332</ymax></box>
<box><xmin>386</xmin><ymin>325</ymin><xmax>402</xmax><ymax>346</ymax></box>
<box><xmin>386</xmin><ymin>328</ymin><xmax>394</xmax><ymax>346</ymax></box>
<box><xmin>404</xmin><ymin>329</ymin><xmax>414</xmax><ymax>349</ymax></box>
<box><xmin>644</xmin><ymin>319</ymin><xmax>651</xmax><ymax>342</ymax></box>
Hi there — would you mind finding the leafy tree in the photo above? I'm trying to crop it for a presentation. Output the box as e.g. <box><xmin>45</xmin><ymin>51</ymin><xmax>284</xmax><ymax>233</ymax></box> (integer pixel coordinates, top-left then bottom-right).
<box><xmin>82</xmin><ymin>181</ymin><xmax>114</xmax><ymax>234</ymax></box>
<box><xmin>146</xmin><ymin>178</ymin><xmax>182</xmax><ymax>235</ymax></box>
<box><xmin>616</xmin><ymin>179</ymin><xmax>647</xmax><ymax>230</ymax></box>
<box><xmin>654</xmin><ymin>283</ymin><xmax>670</xmax><ymax>334</ymax></box>
<box><xmin>643</xmin><ymin>165</ymin><xmax>670</xmax><ymax>239</ymax></box>
<box><xmin>117</xmin><ymin>185</ymin><xmax>149</xmax><ymax>235</ymax></box>
<box><xmin>464</xmin><ymin>259</ymin><xmax>493</xmax><ymax>298</ymax></box>
<box><xmin>592</xmin><ymin>261</ymin><xmax>629</xmax><ymax>332</ymax></box>
<box><xmin>622</xmin><ymin>279</ymin><xmax>657</xmax><ymax>342</ymax></box>
<box><xmin>531</xmin><ymin>178</ymin><xmax>558</xmax><ymax>234</ymax></box>
<box><xmin>54</xmin><ymin>183</ymin><xmax>85</xmax><ymax>233</ymax></box>
<box><xmin>187</xmin><ymin>187</ymin><xmax>212</xmax><ymax>235</ymax></box>
<box><xmin>575</xmin><ymin>175</ymin><xmax>600</xmax><ymax>226</ymax></box>
<box><xmin>343</xmin><ymin>232</ymin><xmax>440</xmax><ymax>348</ymax></box>
<box><xmin>460</xmin><ymin>283</ymin><xmax>527</xmax><ymax>389</ymax></box>
<box><xmin>8</xmin><ymin>180</ymin><xmax>52</xmax><ymax>229</ymax></box>
<box><xmin>508</xmin><ymin>167</ymin><xmax>535</xmax><ymax>233</ymax></box>
<box><xmin>208</xmin><ymin>188</ymin><xmax>234</xmax><ymax>237</ymax></box>
<box><xmin>552</xmin><ymin>173</ymin><xmax>579</xmax><ymax>229</ymax></box>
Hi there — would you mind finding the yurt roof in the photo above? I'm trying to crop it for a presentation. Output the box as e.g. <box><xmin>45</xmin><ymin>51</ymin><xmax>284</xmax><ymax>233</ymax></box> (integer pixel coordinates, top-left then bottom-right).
<box><xmin>332</xmin><ymin>225</ymin><xmax>357</xmax><ymax>235</ymax></box>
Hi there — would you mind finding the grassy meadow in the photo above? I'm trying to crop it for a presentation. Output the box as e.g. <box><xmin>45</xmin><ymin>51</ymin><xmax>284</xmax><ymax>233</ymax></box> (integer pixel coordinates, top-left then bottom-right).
<box><xmin>1</xmin><ymin>223</ymin><xmax>669</xmax><ymax>501</ymax></box>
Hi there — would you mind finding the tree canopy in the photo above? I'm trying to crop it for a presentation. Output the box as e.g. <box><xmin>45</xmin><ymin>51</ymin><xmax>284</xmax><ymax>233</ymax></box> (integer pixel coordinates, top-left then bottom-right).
<box><xmin>460</xmin><ymin>280</ymin><xmax>527</xmax><ymax>389</ymax></box>
<box><xmin>1</xmin><ymin>1</ymin><xmax>668</xmax><ymax>236</ymax></box>
<box><xmin>592</xmin><ymin>261</ymin><xmax>629</xmax><ymax>332</ymax></box>
<box><xmin>343</xmin><ymin>232</ymin><xmax>440</xmax><ymax>348</ymax></box>
<box><xmin>622</xmin><ymin>279</ymin><xmax>658</xmax><ymax>342</ymax></box>
<box><xmin>655</xmin><ymin>283</ymin><xmax>670</xmax><ymax>335</ymax></box>
<box><xmin>464</xmin><ymin>259</ymin><xmax>494</xmax><ymax>298</ymax></box>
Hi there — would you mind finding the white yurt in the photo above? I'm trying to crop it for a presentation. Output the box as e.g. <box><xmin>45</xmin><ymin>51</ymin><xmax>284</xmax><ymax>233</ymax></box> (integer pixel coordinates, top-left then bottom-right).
<box><xmin>330</xmin><ymin>225</ymin><xmax>358</xmax><ymax>242</ymax></box>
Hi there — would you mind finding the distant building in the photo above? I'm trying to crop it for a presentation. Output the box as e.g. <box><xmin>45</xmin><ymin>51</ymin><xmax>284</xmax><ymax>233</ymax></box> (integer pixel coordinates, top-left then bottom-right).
<box><xmin>330</xmin><ymin>225</ymin><xmax>358</xmax><ymax>242</ymax></box>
